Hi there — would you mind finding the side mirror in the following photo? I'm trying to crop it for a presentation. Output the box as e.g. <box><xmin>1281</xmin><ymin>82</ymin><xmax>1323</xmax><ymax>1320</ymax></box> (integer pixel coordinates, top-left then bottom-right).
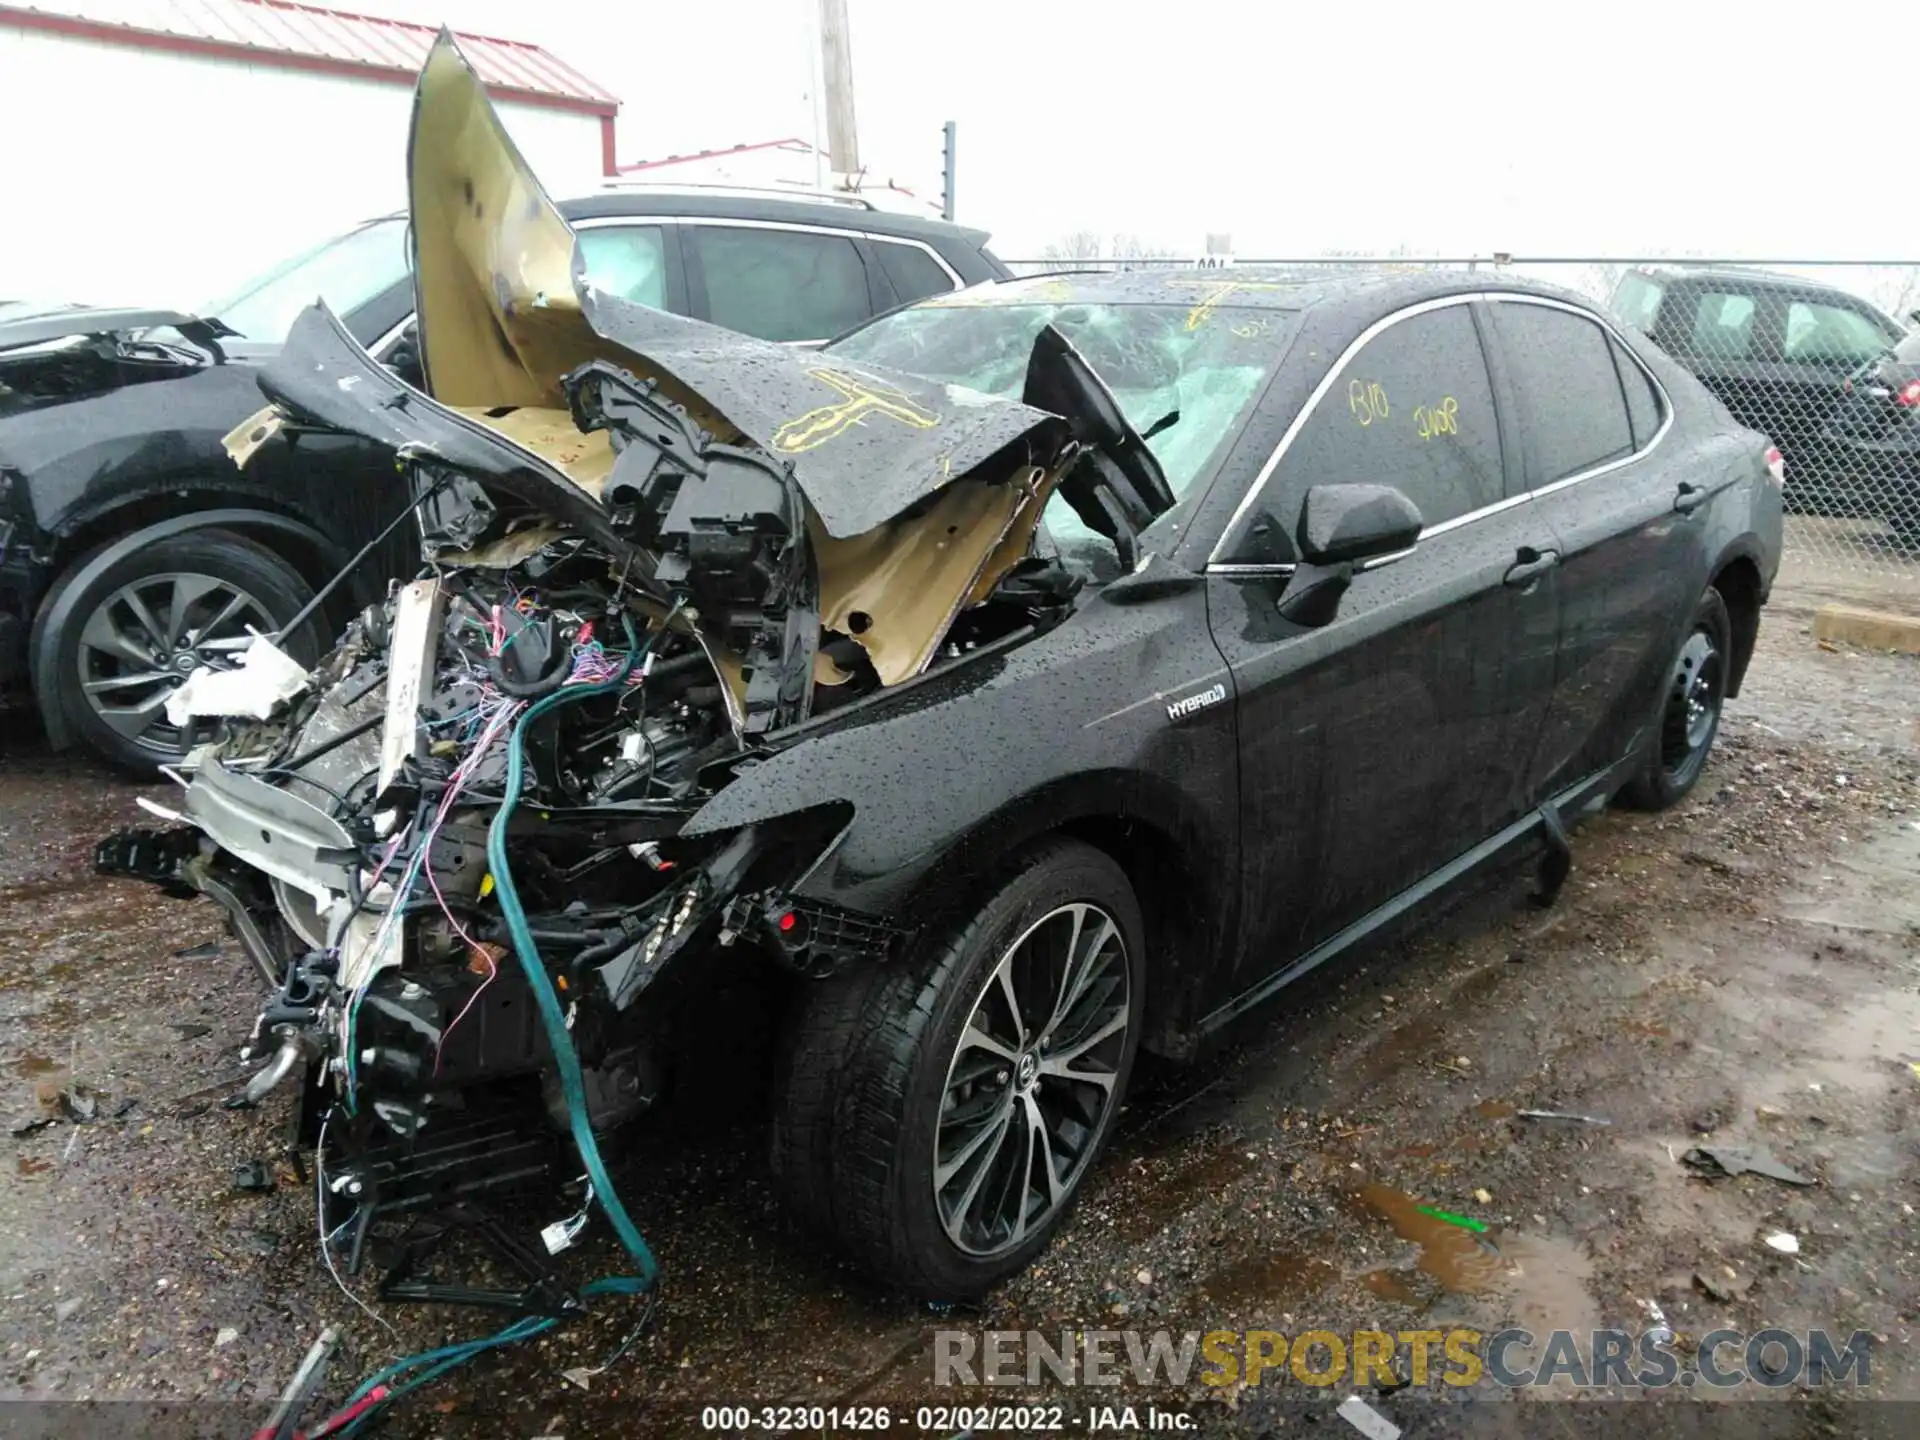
<box><xmin>1277</xmin><ymin>484</ymin><xmax>1424</xmax><ymax>628</ymax></box>
<box><xmin>1296</xmin><ymin>483</ymin><xmax>1424</xmax><ymax>565</ymax></box>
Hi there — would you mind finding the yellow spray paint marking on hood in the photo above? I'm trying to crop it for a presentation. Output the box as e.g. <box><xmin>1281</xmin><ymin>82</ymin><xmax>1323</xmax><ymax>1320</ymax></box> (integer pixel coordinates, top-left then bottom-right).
<box><xmin>394</xmin><ymin>32</ymin><xmax>1074</xmax><ymax>698</ymax></box>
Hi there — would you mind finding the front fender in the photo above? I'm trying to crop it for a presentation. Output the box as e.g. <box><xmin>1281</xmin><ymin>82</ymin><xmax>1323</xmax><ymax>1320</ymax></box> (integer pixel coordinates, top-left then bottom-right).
<box><xmin>681</xmin><ymin>577</ymin><xmax>1240</xmax><ymax>977</ymax></box>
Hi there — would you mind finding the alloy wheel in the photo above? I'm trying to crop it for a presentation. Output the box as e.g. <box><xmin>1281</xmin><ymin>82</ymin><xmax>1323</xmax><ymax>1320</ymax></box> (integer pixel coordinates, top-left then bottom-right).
<box><xmin>1658</xmin><ymin>626</ymin><xmax>1723</xmax><ymax>780</ymax></box>
<box><xmin>933</xmin><ymin>902</ymin><xmax>1131</xmax><ymax>1258</ymax></box>
<box><xmin>74</xmin><ymin>572</ymin><xmax>278</xmax><ymax>757</ymax></box>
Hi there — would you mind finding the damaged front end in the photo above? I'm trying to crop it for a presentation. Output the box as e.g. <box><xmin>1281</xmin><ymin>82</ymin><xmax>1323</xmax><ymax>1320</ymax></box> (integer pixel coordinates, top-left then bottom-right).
<box><xmin>94</xmin><ymin>31</ymin><xmax>1172</xmax><ymax>1284</ymax></box>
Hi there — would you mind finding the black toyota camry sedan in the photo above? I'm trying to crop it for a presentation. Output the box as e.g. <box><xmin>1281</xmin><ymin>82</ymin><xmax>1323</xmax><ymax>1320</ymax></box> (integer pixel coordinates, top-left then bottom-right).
<box><xmin>103</xmin><ymin>35</ymin><xmax>1783</xmax><ymax>1312</ymax></box>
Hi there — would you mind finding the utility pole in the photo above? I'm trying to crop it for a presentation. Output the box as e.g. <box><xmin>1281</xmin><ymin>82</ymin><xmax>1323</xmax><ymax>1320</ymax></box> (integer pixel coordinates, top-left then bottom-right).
<box><xmin>818</xmin><ymin>0</ymin><xmax>860</xmax><ymax>180</ymax></box>
<box><xmin>941</xmin><ymin>121</ymin><xmax>957</xmax><ymax>220</ymax></box>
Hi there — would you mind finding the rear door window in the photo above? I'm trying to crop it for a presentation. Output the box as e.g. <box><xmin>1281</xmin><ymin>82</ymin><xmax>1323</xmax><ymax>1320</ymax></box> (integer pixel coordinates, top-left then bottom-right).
<box><xmin>872</xmin><ymin>241</ymin><xmax>957</xmax><ymax>306</ymax></box>
<box><xmin>1264</xmin><ymin>304</ymin><xmax>1505</xmax><ymax>535</ymax></box>
<box><xmin>1687</xmin><ymin>291</ymin><xmax>1756</xmax><ymax>360</ymax></box>
<box><xmin>689</xmin><ymin>225</ymin><xmax>874</xmax><ymax>342</ymax></box>
<box><xmin>1493</xmin><ymin>302</ymin><xmax>1637</xmax><ymax>486</ymax></box>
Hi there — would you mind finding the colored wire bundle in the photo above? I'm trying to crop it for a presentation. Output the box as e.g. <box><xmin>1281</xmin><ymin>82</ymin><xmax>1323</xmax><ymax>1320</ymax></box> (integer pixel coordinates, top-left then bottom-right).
<box><xmin>307</xmin><ymin>608</ymin><xmax>664</xmax><ymax>1436</ymax></box>
<box><xmin>341</xmin><ymin>692</ymin><xmax>523</xmax><ymax>1107</ymax></box>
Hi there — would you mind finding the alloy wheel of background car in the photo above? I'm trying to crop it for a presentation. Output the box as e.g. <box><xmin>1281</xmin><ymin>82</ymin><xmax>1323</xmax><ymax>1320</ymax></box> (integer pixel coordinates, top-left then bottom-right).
<box><xmin>38</xmin><ymin>528</ymin><xmax>322</xmax><ymax>774</ymax></box>
<box><xmin>78</xmin><ymin>572</ymin><xmax>279</xmax><ymax>756</ymax></box>
<box><xmin>934</xmin><ymin>901</ymin><xmax>1132</xmax><ymax>1259</ymax></box>
<box><xmin>1621</xmin><ymin>586</ymin><xmax>1732</xmax><ymax>811</ymax></box>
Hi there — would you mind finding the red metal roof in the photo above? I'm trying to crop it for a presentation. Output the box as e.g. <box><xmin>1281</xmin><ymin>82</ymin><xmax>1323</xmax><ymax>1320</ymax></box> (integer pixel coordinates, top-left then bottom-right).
<box><xmin>616</xmin><ymin>138</ymin><xmax>812</xmax><ymax>174</ymax></box>
<box><xmin>0</xmin><ymin>0</ymin><xmax>618</xmax><ymax>115</ymax></box>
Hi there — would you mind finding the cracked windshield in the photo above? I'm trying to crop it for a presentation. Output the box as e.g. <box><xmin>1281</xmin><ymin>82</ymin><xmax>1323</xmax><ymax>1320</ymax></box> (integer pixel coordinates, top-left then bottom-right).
<box><xmin>830</xmin><ymin>297</ymin><xmax>1298</xmax><ymax>568</ymax></box>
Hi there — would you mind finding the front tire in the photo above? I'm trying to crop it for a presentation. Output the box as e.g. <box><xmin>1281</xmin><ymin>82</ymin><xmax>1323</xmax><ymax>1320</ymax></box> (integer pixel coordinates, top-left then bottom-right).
<box><xmin>1619</xmin><ymin>586</ymin><xmax>1731</xmax><ymax>811</ymax></box>
<box><xmin>772</xmin><ymin>838</ymin><xmax>1144</xmax><ymax>1297</ymax></box>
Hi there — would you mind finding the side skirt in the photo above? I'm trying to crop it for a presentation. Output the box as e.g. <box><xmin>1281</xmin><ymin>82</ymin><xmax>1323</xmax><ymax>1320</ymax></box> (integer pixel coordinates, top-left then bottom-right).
<box><xmin>1195</xmin><ymin>750</ymin><xmax>1642</xmax><ymax>1036</ymax></box>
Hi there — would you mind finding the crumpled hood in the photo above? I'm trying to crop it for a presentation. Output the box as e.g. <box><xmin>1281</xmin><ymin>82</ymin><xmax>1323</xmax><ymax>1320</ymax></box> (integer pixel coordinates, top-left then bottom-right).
<box><xmin>576</xmin><ymin>297</ymin><xmax>1070</xmax><ymax>538</ymax></box>
<box><xmin>401</xmin><ymin>28</ymin><xmax>1068</xmax><ymax>539</ymax></box>
<box><xmin>233</xmin><ymin>32</ymin><xmax>1173</xmax><ymax>718</ymax></box>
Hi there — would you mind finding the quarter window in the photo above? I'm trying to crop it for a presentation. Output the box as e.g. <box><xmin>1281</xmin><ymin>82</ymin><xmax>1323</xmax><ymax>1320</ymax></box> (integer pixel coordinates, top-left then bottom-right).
<box><xmin>1609</xmin><ymin>336</ymin><xmax>1665</xmax><ymax>450</ymax></box>
<box><xmin>1262</xmin><ymin>305</ymin><xmax>1504</xmax><ymax>541</ymax></box>
<box><xmin>576</xmin><ymin>226</ymin><xmax>669</xmax><ymax>309</ymax></box>
<box><xmin>873</xmin><ymin>241</ymin><xmax>957</xmax><ymax>306</ymax></box>
<box><xmin>1494</xmin><ymin>303</ymin><xmax>1636</xmax><ymax>487</ymax></box>
<box><xmin>690</xmin><ymin>225</ymin><xmax>873</xmax><ymax>342</ymax></box>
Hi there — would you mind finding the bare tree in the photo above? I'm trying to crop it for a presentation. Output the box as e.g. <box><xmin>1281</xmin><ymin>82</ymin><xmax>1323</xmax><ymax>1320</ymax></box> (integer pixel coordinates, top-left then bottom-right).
<box><xmin>1883</xmin><ymin>266</ymin><xmax>1920</xmax><ymax>327</ymax></box>
<box><xmin>1106</xmin><ymin>234</ymin><xmax>1176</xmax><ymax>266</ymax></box>
<box><xmin>1040</xmin><ymin>230</ymin><xmax>1105</xmax><ymax>264</ymax></box>
<box><xmin>1037</xmin><ymin>231</ymin><xmax>1178</xmax><ymax>270</ymax></box>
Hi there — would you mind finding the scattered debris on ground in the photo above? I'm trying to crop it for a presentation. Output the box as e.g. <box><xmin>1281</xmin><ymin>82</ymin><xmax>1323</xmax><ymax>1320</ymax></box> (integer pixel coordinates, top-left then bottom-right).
<box><xmin>2</xmin><ymin>610</ymin><xmax>1915</xmax><ymax>1432</ymax></box>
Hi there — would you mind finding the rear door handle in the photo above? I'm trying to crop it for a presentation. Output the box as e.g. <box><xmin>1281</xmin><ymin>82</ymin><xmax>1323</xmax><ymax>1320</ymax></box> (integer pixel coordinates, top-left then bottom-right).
<box><xmin>1503</xmin><ymin>546</ymin><xmax>1560</xmax><ymax>589</ymax></box>
<box><xmin>1673</xmin><ymin>482</ymin><xmax>1709</xmax><ymax>515</ymax></box>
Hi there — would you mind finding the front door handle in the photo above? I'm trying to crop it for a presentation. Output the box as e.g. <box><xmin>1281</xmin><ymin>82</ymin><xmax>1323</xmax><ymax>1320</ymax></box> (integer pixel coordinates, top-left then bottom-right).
<box><xmin>1673</xmin><ymin>482</ymin><xmax>1709</xmax><ymax>515</ymax></box>
<box><xmin>1503</xmin><ymin>546</ymin><xmax>1560</xmax><ymax>589</ymax></box>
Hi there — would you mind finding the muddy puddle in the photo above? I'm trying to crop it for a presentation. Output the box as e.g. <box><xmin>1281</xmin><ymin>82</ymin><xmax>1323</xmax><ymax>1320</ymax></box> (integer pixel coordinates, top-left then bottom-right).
<box><xmin>1356</xmin><ymin>1184</ymin><xmax>1509</xmax><ymax>1294</ymax></box>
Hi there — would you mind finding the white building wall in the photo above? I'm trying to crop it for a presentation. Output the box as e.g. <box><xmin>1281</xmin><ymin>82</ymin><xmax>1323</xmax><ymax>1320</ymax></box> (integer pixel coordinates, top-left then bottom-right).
<box><xmin>0</xmin><ymin>26</ymin><xmax>606</xmax><ymax>311</ymax></box>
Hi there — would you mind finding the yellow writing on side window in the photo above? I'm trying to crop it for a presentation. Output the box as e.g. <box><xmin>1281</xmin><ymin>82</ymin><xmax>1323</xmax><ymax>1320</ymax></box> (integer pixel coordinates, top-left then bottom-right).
<box><xmin>1348</xmin><ymin>378</ymin><xmax>1390</xmax><ymax>426</ymax></box>
<box><xmin>1415</xmin><ymin>395</ymin><xmax>1460</xmax><ymax>439</ymax></box>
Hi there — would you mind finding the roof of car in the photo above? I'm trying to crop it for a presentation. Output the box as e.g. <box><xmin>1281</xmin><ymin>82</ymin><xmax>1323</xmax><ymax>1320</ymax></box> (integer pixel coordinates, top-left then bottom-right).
<box><xmin>556</xmin><ymin>190</ymin><xmax>994</xmax><ymax>249</ymax></box>
<box><xmin>353</xmin><ymin>191</ymin><xmax>995</xmax><ymax>248</ymax></box>
<box><xmin>1625</xmin><ymin>263</ymin><xmax>1846</xmax><ymax>293</ymax></box>
<box><xmin>911</xmin><ymin>266</ymin><xmax>1593</xmax><ymax>315</ymax></box>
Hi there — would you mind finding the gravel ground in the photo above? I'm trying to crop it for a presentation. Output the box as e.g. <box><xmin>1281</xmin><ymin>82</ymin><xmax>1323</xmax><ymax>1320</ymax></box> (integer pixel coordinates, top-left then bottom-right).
<box><xmin>1</xmin><ymin>604</ymin><xmax>1916</xmax><ymax>1439</ymax></box>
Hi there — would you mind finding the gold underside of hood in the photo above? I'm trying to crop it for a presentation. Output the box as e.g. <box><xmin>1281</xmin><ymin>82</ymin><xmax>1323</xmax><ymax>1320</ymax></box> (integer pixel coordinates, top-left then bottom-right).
<box><xmin>408</xmin><ymin>31</ymin><xmax>1055</xmax><ymax>698</ymax></box>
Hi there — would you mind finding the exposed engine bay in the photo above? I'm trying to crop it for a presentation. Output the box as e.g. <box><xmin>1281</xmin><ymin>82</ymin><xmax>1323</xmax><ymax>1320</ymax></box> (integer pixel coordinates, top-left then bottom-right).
<box><xmin>0</xmin><ymin>309</ymin><xmax>234</xmax><ymax>414</ymax></box>
<box><xmin>92</xmin><ymin>31</ymin><xmax>1174</xmax><ymax>1324</ymax></box>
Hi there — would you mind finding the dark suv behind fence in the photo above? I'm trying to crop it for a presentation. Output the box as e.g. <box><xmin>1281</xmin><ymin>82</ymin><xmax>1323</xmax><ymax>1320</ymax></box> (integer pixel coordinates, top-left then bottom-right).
<box><xmin>1608</xmin><ymin>266</ymin><xmax>1909</xmax><ymax>531</ymax></box>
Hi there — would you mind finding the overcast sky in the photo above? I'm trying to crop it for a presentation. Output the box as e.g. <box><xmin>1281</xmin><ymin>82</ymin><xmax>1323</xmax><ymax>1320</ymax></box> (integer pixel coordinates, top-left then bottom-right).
<box><xmin>363</xmin><ymin>0</ymin><xmax>1910</xmax><ymax>264</ymax></box>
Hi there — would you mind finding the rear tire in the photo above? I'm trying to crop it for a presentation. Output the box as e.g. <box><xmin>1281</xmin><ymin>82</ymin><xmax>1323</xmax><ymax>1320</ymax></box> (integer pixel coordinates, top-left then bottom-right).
<box><xmin>1619</xmin><ymin>587</ymin><xmax>1732</xmax><ymax>811</ymax></box>
<box><xmin>35</xmin><ymin>527</ymin><xmax>323</xmax><ymax>775</ymax></box>
<box><xmin>771</xmin><ymin>838</ymin><xmax>1144</xmax><ymax>1297</ymax></box>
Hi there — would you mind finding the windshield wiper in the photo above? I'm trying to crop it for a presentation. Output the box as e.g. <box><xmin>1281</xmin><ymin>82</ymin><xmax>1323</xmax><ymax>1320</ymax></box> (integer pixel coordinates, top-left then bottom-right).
<box><xmin>1141</xmin><ymin>408</ymin><xmax>1180</xmax><ymax>442</ymax></box>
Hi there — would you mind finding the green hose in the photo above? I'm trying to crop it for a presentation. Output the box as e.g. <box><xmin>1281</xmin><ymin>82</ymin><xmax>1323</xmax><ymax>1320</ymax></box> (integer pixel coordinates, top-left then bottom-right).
<box><xmin>484</xmin><ymin>613</ymin><xmax>660</xmax><ymax>1289</ymax></box>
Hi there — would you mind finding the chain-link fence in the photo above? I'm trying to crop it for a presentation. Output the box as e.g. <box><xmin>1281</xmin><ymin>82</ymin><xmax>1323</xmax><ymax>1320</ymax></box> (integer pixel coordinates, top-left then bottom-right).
<box><xmin>1000</xmin><ymin>256</ymin><xmax>1920</xmax><ymax>607</ymax></box>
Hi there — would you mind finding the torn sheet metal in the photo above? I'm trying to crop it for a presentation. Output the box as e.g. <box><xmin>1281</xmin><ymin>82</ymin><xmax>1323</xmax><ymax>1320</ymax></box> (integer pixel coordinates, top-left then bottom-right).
<box><xmin>253</xmin><ymin>304</ymin><xmax>641</xmax><ymax>563</ymax></box>
<box><xmin>579</xmin><ymin>290</ymin><xmax>1072</xmax><ymax>539</ymax></box>
<box><xmin>812</xmin><ymin>464</ymin><xmax>1057</xmax><ymax>684</ymax></box>
<box><xmin>405</xmin><ymin>31</ymin><xmax>1069</xmax><ymax>540</ymax></box>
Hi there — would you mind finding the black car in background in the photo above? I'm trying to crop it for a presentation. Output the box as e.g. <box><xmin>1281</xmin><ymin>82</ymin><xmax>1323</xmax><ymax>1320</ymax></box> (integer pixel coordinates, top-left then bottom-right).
<box><xmin>1607</xmin><ymin>265</ymin><xmax>1905</xmax><ymax>515</ymax></box>
<box><xmin>0</xmin><ymin>190</ymin><xmax>1007</xmax><ymax>772</ymax></box>
<box><xmin>1826</xmin><ymin>325</ymin><xmax>1920</xmax><ymax>540</ymax></box>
